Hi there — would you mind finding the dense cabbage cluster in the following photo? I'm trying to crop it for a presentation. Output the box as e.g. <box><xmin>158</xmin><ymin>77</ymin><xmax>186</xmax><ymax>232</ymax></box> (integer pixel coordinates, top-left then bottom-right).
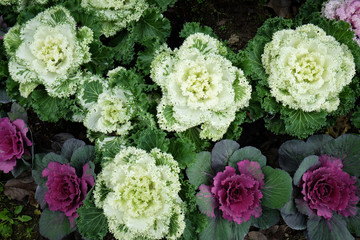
<box><xmin>81</xmin><ymin>0</ymin><xmax>148</xmax><ymax>37</ymax></box>
<box><xmin>151</xmin><ymin>33</ymin><xmax>252</xmax><ymax>141</ymax></box>
<box><xmin>4</xmin><ymin>5</ymin><xmax>93</xmax><ymax>98</ymax></box>
<box><xmin>262</xmin><ymin>24</ymin><xmax>355</xmax><ymax>112</ymax></box>
<box><xmin>93</xmin><ymin>147</ymin><xmax>185</xmax><ymax>240</ymax></box>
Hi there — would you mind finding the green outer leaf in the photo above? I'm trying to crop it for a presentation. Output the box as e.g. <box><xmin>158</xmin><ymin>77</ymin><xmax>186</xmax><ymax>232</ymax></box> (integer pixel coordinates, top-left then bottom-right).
<box><xmin>280</xmin><ymin>211</ymin><xmax>307</xmax><ymax>231</ymax></box>
<box><xmin>177</xmin><ymin>128</ymin><xmax>211</xmax><ymax>152</ymax></box>
<box><xmin>133</xmin><ymin>8</ymin><xmax>170</xmax><ymax>46</ymax></box>
<box><xmin>83</xmin><ymin>41</ymin><xmax>114</xmax><ymax>75</ymax></box>
<box><xmin>351</xmin><ymin>105</ymin><xmax>360</xmax><ymax>128</ymax></box>
<box><xmin>252</xmin><ymin>207</ymin><xmax>280</xmax><ymax>230</ymax></box>
<box><xmin>31</xmin><ymin>90</ymin><xmax>75</xmax><ymax>122</ymax></box>
<box><xmin>346</xmin><ymin>208</ymin><xmax>360</xmax><ymax>236</ymax></box>
<box><xmin>186</xmin><ymin>151</ymin><xmax>214</xmax><ymax>189</ymax></box>
<box><xmin>199</xmin><ymin>215</ymin><xmax>251</xmax><ymax>240</ymax></box>
<box><xmin>32</xmin><ymin>153</ymin><xmax>67</xmax><ymax>186</ymax></box>
<box><xmin>168</xmin><ymin>137</ymin><xmax>196</xmax><ymax>169</ymax></box>
<box><xmin>35</xmin><ymin>185</ymin><xmax>48</xmax><ymax>209</ymax></box>
<box><xmin>261</xmin><ymin>166</ymin><xmax>292</xmax><ymax>209</ymax></box>
<box><xmin>199</xmin><ymin>216</ymin><xmax>231</xmax><ymax>240</ymax></box>
<box><xmin>135</xmin><ymin>128</ymin><xmax>170</xmax><ymax>153</ymax></box>
<box><xmin>293</xmin><ymin>155</ymin><xmax>320</xmax><ymax>186</ymax></box>
<box><xmin>278</xmin><ymin>135</ymin><xmax>333</xmax><ymax>173</ymax></box>
<box><xmin>281</xmin><ymin>108</ymin><xmax>328</xmax><ymax>139</ymax></box>
<box><xmin>228</xmin><ymin>146</ymin><xmax>266</xmax><ymax>170</ymax></box>
<box><xmin>70</xmin><ymin>146</ymin><xmax>95</xmax><ymax>171</ymax></box>
<box><xmin>149</xmin><ymin>0</ymin><xmax>177</xmax><ymax>11</ymax></box>
<box><xmin>61</xmin><ymin>139</ymin><xmax>86</xmax><ymax>160</ymax></box>
<box><xmin>80</xmin><ymin>80</ymin><xmax>104</xmax><ymax>106</ymax></box>
<box><xmin>322</xmin><ymin>134</ymin><xmax>360</xmax><ymax>177</ymax></box>
<box><xmin>211</xmin><ymin>139</ymin><xmax>240</xmax><ymax>172</ymax></box>
<box><xmin>39</xmin><ymin>209</ymin><xmax>73</xmax><ymax>240</ymax></box>
<box><xmin>179</xmin><ymin>22</ymin><xmax>216</xmax><ymax>39</ymax></box>
<box><xmin>307</xmin><ymin>214</ymin><xmax>354</xmax><ymax>240</ymax></box>
<box><xmin>76</xmin><ymin>190</ymin><xmax>108</xmax><ymax>240</ymax></box>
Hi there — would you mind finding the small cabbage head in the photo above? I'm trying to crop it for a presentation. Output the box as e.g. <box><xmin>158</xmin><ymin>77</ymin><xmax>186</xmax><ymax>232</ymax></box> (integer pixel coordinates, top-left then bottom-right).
<box><xmin>93</xmin><ymin>147</ymin><xmax>185</xmax><ymax>240</ymax></box>
<box><xmin>4</xmin><ymin>5</ymin><xmax>93</xmax><ymax>98</ymax></box>
<box><xmin>83</xmin><ymin>88</ymin><xmax>133</xmax><ymax>135</ymax></box>
<box><xmin>262</xmin><ymin>24</ymin><xmax>355</xmax><ymax>112</ymax></box>
<box><xmin>81</xmin><ymin>0</ymin><xmax>148</xmax><ymax>37</ymax></box>
<box><xmin>151</xmin><ymin>33</ymin><xmax>252</xmax><ymax>141</ymax></box>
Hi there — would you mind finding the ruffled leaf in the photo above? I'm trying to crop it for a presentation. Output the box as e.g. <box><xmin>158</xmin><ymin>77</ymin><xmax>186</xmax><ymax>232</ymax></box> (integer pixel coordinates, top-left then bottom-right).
<box><xmin>30</xmin><ymin>90</ymin><xmax>76</xmax><ymax>122</ymax></box>
<box><xmin>76</xmin><ymin>191</ymin><xmax>108</xmax><ymax>240</ymax></box>
<box><xmin>134</xmin><ymin>128</ymin><xmax>170</xmax><ymax>153</ymax></box>
<box><xmin>280</xmin><ymin>108</ymin><xmax>328</xmax><ymax>139</ymax></box>
<box><xmin>133</xmin><ymin>8</ymin><xmax>171</xmax><ymax>46</ymax></box>
<box><xmin>179</xmin><ymin>22</ymin><xmax>216</xmax><ymax>39</ymax></box>
<box><xmin>168</xmin><ymin>137</ymin><xmax>196</xmax><ymax>169</ymax></box>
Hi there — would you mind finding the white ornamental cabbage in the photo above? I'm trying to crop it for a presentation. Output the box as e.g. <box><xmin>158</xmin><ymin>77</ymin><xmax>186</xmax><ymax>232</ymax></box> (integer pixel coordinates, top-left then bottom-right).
<box><xmin>4</xmin><ymin>6</ymin><xmax>93</xmax><ymax>98</ymax></box>
<box><xmin>77</xmin><ymin>69</ymin><xmax>134</xmax><ymax>136</ymax></box>
<box><xmin>150</xmin><ymin>33</ymin><xmax>252</xmax><ymax>141</ymax></box>
<box><xmin>81</xmin><ymin>0</ymin><xmax>148</xmax><ymax>37</ymax></box>
<box><xmin>94</xmin><ymin>147</ymin><xmax>185</xmax><ymax>240</ymax></box>
<box><xmin>83</xmin><ymin>88</ymin><xmax>133</xmax><ymax>135</ymax></box>
<box><xmin>262</xmin><ymin>24</ymin><xmax>355</xmax><ymax>112</ymax></box>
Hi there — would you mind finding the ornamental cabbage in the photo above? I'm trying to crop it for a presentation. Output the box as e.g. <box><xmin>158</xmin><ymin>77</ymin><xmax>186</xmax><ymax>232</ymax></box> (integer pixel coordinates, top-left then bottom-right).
<box><xmin>4</xmin><ymin>5</ymin><xmax>93</xmax><ymax>98</ymax></box>
<box><xmin>278</xmin><ymin>134</ymin><xmax>360</xmax><ymax>239</ymax></box>
<box><xmin>151</xmin><ymin>33</ymin><xmax>252</xmax><ymax>141</ymax></box>
<box><xmin>77</xmin><ymin>68</ymin><xmax>134</xmax><ymax>136</ymax></box>
<box><xmin>262</xmin><ymin>24</ymin><xmax>355</xmax><ymax>112</ymax></box>
<box><xmin>93</xmin><ymin>147</ymin><xmax>185</xmax><ymax>240</ymax></box>
<box><xmin>81</xmin><ymin>0</ymin><xmax>148</xmax><ymax>37</ymax></box>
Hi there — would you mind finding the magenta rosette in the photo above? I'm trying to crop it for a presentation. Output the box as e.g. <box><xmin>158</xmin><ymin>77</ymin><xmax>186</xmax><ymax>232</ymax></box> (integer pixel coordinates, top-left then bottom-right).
<box><xmin>210</xmin><ymin>160</ymin><xmax>264</xmax><ymax>224</ymax></box>
<box><xmin>0</xmin><ymin>117</ymin><xmax>32</xmax><ymax>173</ymax></box>
<box><xmin>279</xmin><ymin>134</ymin><xmax>360</xmax><ymax>240</ymax></box>
<box><xmin>301</xmin><ymin>155</ymin><xmax>359</xmax><ymax>219</ymax></box>
<box><xmin>42</xmin><ymin>162</ymin><xmax>95</xmax><ymax>225</ymax></box>
<box><xmin>187</xmin><ymin>140</ymin><xmax>292</xmax><ymax>239</ymax></box>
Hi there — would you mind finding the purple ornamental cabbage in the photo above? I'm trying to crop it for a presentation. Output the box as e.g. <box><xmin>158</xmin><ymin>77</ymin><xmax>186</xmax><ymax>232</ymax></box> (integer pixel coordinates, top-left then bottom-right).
<box><xmin>278</xmin><ymin>134</ymin><xmax>360</xmax><ymax>240</ymax></box>
<box><xmin>186</xmin><ymin>140</ymin><xmax>292</xmax><ymax>240</ymax></box>
<box><xmin>42</xmin><ymin>162</ymin><xmax>95</xmax><ymax>225</ymax></box>
<box><xmin>210</xmin><ymin>161</ymin><xmax>264</xmax><ymax>224</ymax></box>
<box><xmin>301</xmin><ymin>155</ymin><xmax>358</xmax><ymax>219</ymax></box>
<box><xmin>33</xmin><ymin>138</ymin><xmax>96</xmax><ymax>240</ymax></box>
<box><xmin>323</xmin><ymin>0</ymin><xmax>360</xmax><ymax>45</ymax></box>
<box><xmin>0</xmin><ymin>117</ymin><xmax>32</xmax><ymax>173</ymax></box>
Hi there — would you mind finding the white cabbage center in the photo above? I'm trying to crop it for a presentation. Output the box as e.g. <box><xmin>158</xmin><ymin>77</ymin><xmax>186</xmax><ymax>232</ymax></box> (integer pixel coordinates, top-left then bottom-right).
<box><xmin>31</xmin><ymin>33</ymin><xmax>69</xmax><ymax>73</ymax></box>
